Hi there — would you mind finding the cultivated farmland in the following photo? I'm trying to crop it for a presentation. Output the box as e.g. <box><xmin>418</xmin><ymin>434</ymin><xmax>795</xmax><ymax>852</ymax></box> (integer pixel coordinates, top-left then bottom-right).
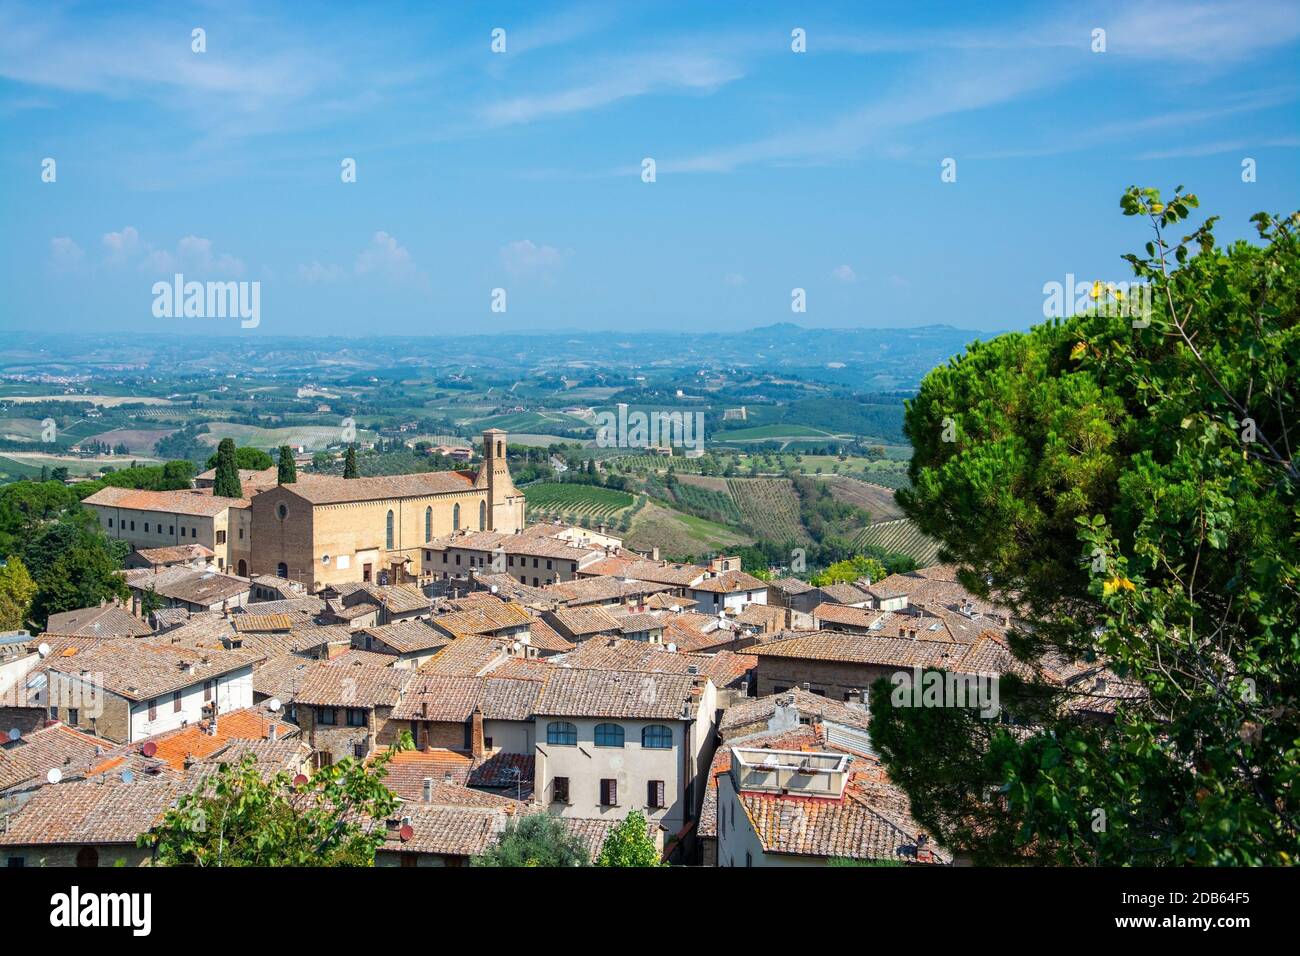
<box><xmin>726</xmin><ymin>477</ymin><xmax>810</xmax><ymax>544</ymax></box>
<box><xmin>853</xmin><ymin>518</ymin><xmax>942</xmax><ymax>566</ymax></box>
<box><xmin>524</xmin><ymin>482</ymin><xmax>634</xmax><ymax>522</ymax></box>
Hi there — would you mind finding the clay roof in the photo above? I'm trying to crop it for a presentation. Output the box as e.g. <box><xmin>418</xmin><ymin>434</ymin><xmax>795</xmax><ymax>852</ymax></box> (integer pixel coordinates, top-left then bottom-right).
<box><xmin>689</xmin><ymin>570</ymin><xmax>769</xmax><ymax>594</ymax></box>
<box><xmin>82</xmin><ymin>706</ymin><xmax>297</xmax><ymax>775</ymax></box>
<box><xmin>431</xmin><ymin>602</ymin><xmax>531</xmax><ymax>639</ymax></box>
<box><xmin>380</xmin><ymin>804</ymin><xmax>511</xmax><ymax>857</ymax></box>
<box><xmin>130</xmin><ymin>568</ymin><xmax>251</xmax><ymax>606</ymax></box>
<box><xmin>719</xmin><ymin>688</ymin><xmax>872</xmax><ymax>738</ymax></box>
<box><xmin>0</xmin><ymin>775</ymin><xmax>183</xmax><ymax>846</ymax></box>
<box><xmin>82</xmin><ymin>485</ymin><xmax>249</xmax><ymax>515</ymax></box>
<box><xmin>417</xmin><ymin>636</ymin><xmax>510</xmax><ymax>677</ymax></box>
<box><xmin>250</xmin><ymin>654</ymin><xmax>318</xmax><ymax>702</ymax></box>
<box><xmin>44</xmin><ymin>604</ymin><xmax>152</xmax><ymax>638</ymax></box>
<box><xmin>547</xmin><ymin>606</ymin><xmax>621</xmax><ymax>638</ymax></box>
<box><xmin>45</xmin><ymin>641</ymin><xmax>260</xmax><ymax>701</ymax></box>
<box><xmin>544</xmin><ymin>575</ymin><xmax>674</xmax><ymax>606</ymax></box>
<box><xmin>533</xmin><ymin>668</ymin><xmax>699</xmax><ymax>720</ymax></box>
<box><xmin>132</xmin><ymin>543</ymin><xmax>215</xmax><ymax>564</ymax></box>
<box><xmin>526</xmin><ymin>618</ymin><xmax>575</xmax><ymax>653</ymax></box>
<box><xmin>361</xmin><ymin>620</ymin><xmax>452</xmax><ymax>655</ymax></box>
<box><xmin>579</xmin><ymin>557</ymin><xmax>704</xmax><ymax>587</ymax></box>
<box><xmin>294</xmin><ymin>660</ymin><xmax>413</xmax><ymax>707</ymax></box>
<box><xmin>0</xmin><ymin>724</ymin><xmax>105</xmax><ymax>792</ymax></box>
<box><xmin>279</xmin><ymin>471</ymin><xmax>473</xmax><ymax>505</ymax></box>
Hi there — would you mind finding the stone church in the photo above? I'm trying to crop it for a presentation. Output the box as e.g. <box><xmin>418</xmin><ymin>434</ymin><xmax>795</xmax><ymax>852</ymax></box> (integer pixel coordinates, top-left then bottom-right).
<box><xmin>248</xmin><ymin>429</ymin><xmax>525</xmax><ymax>590</ymax></box>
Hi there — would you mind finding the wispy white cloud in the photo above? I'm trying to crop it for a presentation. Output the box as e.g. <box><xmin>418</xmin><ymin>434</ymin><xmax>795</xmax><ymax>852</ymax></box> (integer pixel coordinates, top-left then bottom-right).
<box><xmin>479</xmin><ymin>45</ymin><xmax>745</xmax><ymax>127</ymax></box>
<box><xmin>97</xmin><ymin>227</ymin><xmax>245</xmax><ymax>276</ymax></box>
<box><xmin>501</xmin><ymin>240</ymin><xmax>566</xmax><ymax>278</ymax></box>
<box><xmin>831</xmin><ymin>264</ymin><xmax>857</xmax><ymax>283</ymax></box>
<box><xmin>48</xmin><ymin>237</ymin><xmax>85</xmax><ymax>273</ymax></box>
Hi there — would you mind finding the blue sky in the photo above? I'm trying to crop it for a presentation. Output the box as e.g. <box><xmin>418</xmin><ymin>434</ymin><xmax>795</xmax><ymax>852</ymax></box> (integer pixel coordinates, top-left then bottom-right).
<box><xmin>2</xmin><ymin>0</ymin><xmax>1298</xmax><ymax>337</ymax></box>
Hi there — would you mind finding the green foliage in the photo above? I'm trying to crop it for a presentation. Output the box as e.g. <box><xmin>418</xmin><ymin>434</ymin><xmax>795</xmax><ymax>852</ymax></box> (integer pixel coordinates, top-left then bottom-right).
<box><xmin>73</xmin><ymin>460</ymin><xmax>195</xmax><ymax>498</ymax></box>
<box><xmin>276</xmin><ymin>446</ymin><xmax>297</xmax><ymax>484</ymax></box>
<box><xmin>142</xmin><ymin>752</ymin><xmax>399</xmax><ymax>866</ymax></box>
<box><xmin>22</xmin><ymin>514</ymin><xmax>129</xmax><ymax>625</ymax></box>
<box><xmin>0</xmin><ymin>481</ymin><xmax>129</xmax><ymax>625</ymax></box>
<box><xmin>595</xmin><ymin>812</ymin><xmax>662</xmax><ymax>867</ymax></box>
<box><xmin>0</xmin><ymin>555</ymin><xmax>37</xmax><ymax>630</ymax></box>
<box><xmin>140</xmin><ymin>585</ymin><xmax>163</xmax><ymax>617</ymax></box>
<box><xmin>810</xmin><ymin>555</ymin><xmax>887</xmax><ymax>587</ymax></box>
<box><xmin>471</xmin><ymin>813</ymin><xmax>589</xmax><ymax>867</ymax></box>
<box><xmin>205</xmin><ymin>446</ymin><xmax>273</xmax><ymax>471</ymax></box>
<box><xmin>878</xmin><ymin>190</ymin><xmax>1300</xmax><ymax>865</ymax></box>
<box><xmin>211</xmin><ymin>439</ymin><xmax>243</xmax><ymax>498</ymax></box>
<box><xmin>343</xmin><ymin>444</ymin><xmax>359</xmax><ymax>479</ymax></box>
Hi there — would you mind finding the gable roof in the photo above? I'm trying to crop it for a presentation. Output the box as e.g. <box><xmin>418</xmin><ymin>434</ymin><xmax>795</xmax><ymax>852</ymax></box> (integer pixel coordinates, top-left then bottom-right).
<box><xmin>44</xmin><ymin>604</ymin><xmax>153</xmax><ymax>638</ymax></box>
<box><xmin>533</xmin><ymin>668</ymin><xmax>699</xmax><ymax>721</ymax></box>
<box><xmin>293</xmin><ymin>660</ymin><xmax>413</xmax><ymax>707</ymax></box>
<box><xmin>45</xmin><ymin>641</ymin><xmax>260</xmax><ymax>701</ymax></box>
<box><xmin>275</xmin><ymin>471</ymin><xmax>474</xmax><ymax>505</ymax></box>
<box><xmin>82</xmin><ymin>486</ymin><xmax>249</xmax><ymax>515</ymax></box>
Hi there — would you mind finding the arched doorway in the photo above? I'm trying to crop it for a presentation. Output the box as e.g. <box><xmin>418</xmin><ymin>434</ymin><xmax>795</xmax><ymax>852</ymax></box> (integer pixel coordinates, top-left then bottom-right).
<box><xmin>76</xmin><ymin>846</ymin><xmax>99</xmax><ymax>868</ymax></box>
<box><xmin>237</xmin><ymin>559</ymin><xmax>247</xmax><ymax>577</ymax></box>
<box><xmin>277</xmin><ymin>562</ymin><xmax>288</xmax><ymax>578</ymax></box>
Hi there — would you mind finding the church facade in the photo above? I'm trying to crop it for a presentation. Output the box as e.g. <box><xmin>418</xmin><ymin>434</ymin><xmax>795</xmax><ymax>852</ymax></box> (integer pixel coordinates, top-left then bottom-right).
<box><xmin>248</xmin><ymin>429</ymin><xmax>525</xmax><ymax>590</ymax></box>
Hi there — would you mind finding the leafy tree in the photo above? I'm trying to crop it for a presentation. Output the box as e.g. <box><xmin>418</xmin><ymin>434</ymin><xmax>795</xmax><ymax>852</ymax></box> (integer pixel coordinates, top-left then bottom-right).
<box><xmin>211</xmin><ymin>438</ymin><xmax>243</xmax><ymax>498</ymax></box>
<box><xmin>142</xmin><ymin>752</ymin><xmax>399</xmax><ymax>866</ymax></box>
<box><xmin>140</xmin><ymin>585</ymin><xmax>163</xmax><ymax>618</ymax></box>
<box><xmin>874</xmin><ymin>189</ymin><xmax>1300</xmax><ymax>865</ymax></box>
<box><xmin>205</xmin><ymin>446</ymin><xmax>273</xmax><ymax>471</ymax></box>
<box><xmin>810</xmin><ymin>555</ymin><xmax>887</xmax><ymax>587</ymax></box>
<box><xmin>22</xmin><ymin>518</ymin><xmax>130</xmax><ymax>625</ymax></box>
<box><xmin>595</xmin><ymin>812</ymin><xmax>662</xmax><ymax>867</ymax></box>
<box><xmin>343</xmin><ymin>444</ymin><xmax>359</xmax><ymax>479</ymax></box>
<box><xmin>276</xmin><ymin>445</ymin><xmax>297</xmax><ymax>484</ymax></box>
<box><xmin>0</xmin><ymin>555</ymin><xmax>38</xmax><ymax>630</ymax></box>
<box><xmin>472</xmin><ymin>813</ymin><xmax>589</xmax><ymax>867</ymax></box>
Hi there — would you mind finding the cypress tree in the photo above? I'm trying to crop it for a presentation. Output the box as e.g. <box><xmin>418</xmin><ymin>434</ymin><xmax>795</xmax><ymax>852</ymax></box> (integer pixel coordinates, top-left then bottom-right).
<box><xmin>277</xmin><ymin>445</ymin><xmax>297</xmax><ymax>484</ymax></box>
<box><xmin>343</xmin><ymin>444</ymin><xmax>359</xmax><ymax>479</ymax></box>
<box><xmin>213</xmin><ymin>438</ymin><xmax>242</xmax><ymax>498</ymax></box>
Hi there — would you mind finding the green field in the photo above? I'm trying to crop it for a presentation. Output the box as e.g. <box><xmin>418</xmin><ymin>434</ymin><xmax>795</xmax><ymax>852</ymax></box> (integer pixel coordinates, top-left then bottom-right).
<box><xmin>712</xmin><ymin>423</ymin><xmax>836</xmax><ymax>441</ymax></box>
<box><xmin>726</xmin><ymin>477</ymin><xmax>811</xmax><ymax>544</ymax></box>
<box><xmin>524</xmin><ymin>482</ymin><xmax>634</xmax><ymax>520</ymax></box>
<box><xmin>625</xmin><ymin>500</ymin><xmax>754</xmax><ymax>558</ymax></box>
<box><xmin>853</xmin><ymin>518</ymin><xmax>942</xmax><ymax>566</ymax></box>
<box><xmin>200</xmin><ymin>423</ymin><xmax>377</xmax><ymax>451</ymax></box>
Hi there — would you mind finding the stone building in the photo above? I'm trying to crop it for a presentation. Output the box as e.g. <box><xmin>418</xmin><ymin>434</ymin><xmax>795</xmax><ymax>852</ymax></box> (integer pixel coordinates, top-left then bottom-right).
<box><xmin>248</xmin><ymin>429</ymin><xmax>525</xmax><ymax>590</ymax></box>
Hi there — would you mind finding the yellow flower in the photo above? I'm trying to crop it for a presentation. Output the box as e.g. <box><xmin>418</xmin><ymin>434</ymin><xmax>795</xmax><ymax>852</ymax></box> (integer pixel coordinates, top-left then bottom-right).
<box><xmin>1103</xmin><ymin>576</ymin><xmax>1136</xmax><ymax>596</ymax></box>
<box><xmin>1090</xmin><ymin>280</ymin><xmax>1104</xmax><ymax>299</ymax></box>
<box><xmin>1069</xmin><ymin>342</ymin><xmax>1088</xmax><ymax>361</ymax></box>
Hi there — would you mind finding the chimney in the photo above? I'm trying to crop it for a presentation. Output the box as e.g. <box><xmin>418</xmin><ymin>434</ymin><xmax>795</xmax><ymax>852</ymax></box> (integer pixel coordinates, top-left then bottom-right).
<box><xmin>470</xmin><ymin>705</ymin><xmax>485</xmax><ymax>759</ymax></box>
<box><xmin>268</xmin><ymin>723</ymin><xmax>278</xmax><ymax>742</ymax></box>
<box><xmin>422</xmin><ymin>776</ymin><xmax>434</xmax><ymax>802</ymax></box>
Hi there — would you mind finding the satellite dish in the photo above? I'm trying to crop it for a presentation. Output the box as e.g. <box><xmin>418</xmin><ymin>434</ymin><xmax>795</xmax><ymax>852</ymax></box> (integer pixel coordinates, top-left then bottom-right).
<box><xmin>141</xmin><ymin>741</ymin><xmax>158</xmax><ymax>758</ymax></box>
<box><xmin>37</xmin><ymin>642</ymin><xmax>51</xmax><ymax>657</ymax></box>
<box><xmin>267</xmin><ymin>698</ymin><xmax>282</xmax><ymax>713</ymax></box>
<box><xmin>399</xmin><ymin>824</ymin><xmax>414</xmax><ymax>842</ymax></box>
<box><xmin>293</xmin><ymin>774</ymin><xmax>309</xmax><ymax>786</ymax></box>
<box><xmin>120</xmin><ymin>770</ymin><xmax>135</xmax><ymax>785</ymax></box>
<box><xmin>46</xmin><ymin>768</ymin><xmax>63</xmax><ymax>784</ymax></box>
<box><xmin>6</xmin><ymin>728</ymin><xmax>19</xmax><ymax>742</ymax></box>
